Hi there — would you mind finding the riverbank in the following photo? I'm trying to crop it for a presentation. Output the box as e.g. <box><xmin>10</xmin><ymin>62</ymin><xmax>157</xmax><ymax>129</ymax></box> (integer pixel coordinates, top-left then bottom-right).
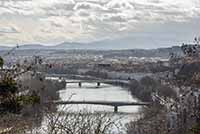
<box><xmin>46</xmin><ymin>73</ymin><xmax>156</xmax><ymax>102</ymax></box>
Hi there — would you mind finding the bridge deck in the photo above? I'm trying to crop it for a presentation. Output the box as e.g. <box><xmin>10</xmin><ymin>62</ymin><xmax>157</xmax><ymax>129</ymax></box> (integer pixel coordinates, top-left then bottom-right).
<box><xmin>65</xmin><ymin>80</ymin><xmax>129</xmax><ymax>84</ymax></box>
<box><xmin>52</xmin><ymin>101</ymin><xmax>150</xmax><ymax>107</ymax></box>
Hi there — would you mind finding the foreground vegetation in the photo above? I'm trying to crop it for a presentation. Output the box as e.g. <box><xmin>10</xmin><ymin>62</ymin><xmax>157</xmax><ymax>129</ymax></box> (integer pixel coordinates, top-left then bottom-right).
<box><xmin>126</xmin><ymin>37</ymin><xmax>200</xmax><ymax>134</ymax></box>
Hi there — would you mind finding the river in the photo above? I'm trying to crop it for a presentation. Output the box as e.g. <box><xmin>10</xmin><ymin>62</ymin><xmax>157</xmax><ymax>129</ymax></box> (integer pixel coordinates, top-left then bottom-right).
<box><xmin>41</xmin><ymin>78</ymin><xmax>143</xmax><ymax>134</ymax></box>
<box><xmin>58</xmin><ymin>80</ymin><xmax>141</xmax><ymax>114</ymax></box>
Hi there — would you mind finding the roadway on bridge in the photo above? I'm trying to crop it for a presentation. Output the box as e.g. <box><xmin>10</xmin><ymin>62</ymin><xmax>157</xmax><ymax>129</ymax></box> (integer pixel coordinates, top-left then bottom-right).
<box><xmin>52</xmin><ymin>100</ymin><xmax>150</xmax><ymax>107</ymax></box>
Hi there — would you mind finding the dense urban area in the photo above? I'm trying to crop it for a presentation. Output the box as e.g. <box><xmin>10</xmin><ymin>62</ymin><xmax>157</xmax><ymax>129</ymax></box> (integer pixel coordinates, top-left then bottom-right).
<box><xmin>0</xmin><ymin>37</ymin><xmax>200</xmax><ymax>134</ymax></box>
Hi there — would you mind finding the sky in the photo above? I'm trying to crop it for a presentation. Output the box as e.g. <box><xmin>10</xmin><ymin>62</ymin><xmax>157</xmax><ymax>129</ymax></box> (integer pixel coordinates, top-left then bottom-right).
<box><xmin>0</xmin><ymin>0</ymin><xmax>200</xmax><ymax>48</ymax></box>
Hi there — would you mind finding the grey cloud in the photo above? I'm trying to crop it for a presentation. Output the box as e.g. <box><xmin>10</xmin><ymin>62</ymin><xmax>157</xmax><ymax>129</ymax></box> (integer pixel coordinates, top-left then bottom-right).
<box><xmin>0</xmin><ymin>0</ymin><xmax>200</xmax><ymax>46</ymax></box>
<box><xmin>100</xmin><ymin>8</ymin><xmax>119</xmax><ymax>14</ymax></box>
<box><xmin>84</xmin><ymin>17</ymin><xmax>124</xmax><ymax>35</ymax></box>
<box><xmin>78</xmin><ymin>10</ymin><xmax>90</xmax><ymax>17</ymax></box>
<box><xmin>74</xmin><ymin>2</ymin><xmax>107</xmax><ymax>11</ymax></box>
<box><xmin>40</xmin><ymin>28</ymin><xmax>52</xmax><ymax>33</ymax></box>
<box><xmin>103</xmin><ymin>14</ymin><xmax>128</xmax><ymax>22</ymax></box>
<box><xmin>0</xmin><ymin>0</ymin><xmax>32</xmax><ymax>2</ymax></box>
<box><xmin>149</xmin><ymin>0</ymin><xmax>162</xmax><ymax>4</ymax></box>
<box><xmin>50</xmin><ymin>21</ymin><xmax>63</xmax><ymax>28</ymax></box>
<box><xmin>40</xmin><ymin>2</ymin><xmax>75</xmax><ymax>18</ymax></box>
<box><xmin>0</xmin><ymin>0</ymin><xmax>34</xmax><ymax>16</ymax></box>
<box><xmin>45</xmin><ymin>10</ymin><xmax>74</xmax><ymax>17</ymax></box>
<box><xmin>0</xmin><ymin>26</ymin><xmax>19</xmax><ymax>33</ymax></box>
<box><xmin>0</xmin><ymin>0</ymin><xmax>31</xmax><ymax>1</ymax></box>
<box><xmin>106</xmin><ymin>0</ymin><xmax>135</xmax><ymax>9</ymax></box>
<box><xmin>42</xmin><ymin>3</ymin><xmax>75</xmax><ymax>11</ymax></box>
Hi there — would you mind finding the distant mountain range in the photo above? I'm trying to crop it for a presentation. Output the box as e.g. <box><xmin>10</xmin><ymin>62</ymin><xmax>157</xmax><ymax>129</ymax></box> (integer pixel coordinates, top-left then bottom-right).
<box><xmin>0</xmin><ymin>43</ymin><xmax>180</xmax><ymax>50</ymax></box>
<box><xmin>0</xmin><ymin>36</ymin><xmax>182</xmax><ymax>50</ymax></box>
<box><xmin>0</xmin><ymin>40</ymin><xmax>183</xmax><ymax>58</ymax></box>
<box><xmin>0</xmin><ymin>42</ymin><xmax>183</xmax><ymax>58</ymax></box>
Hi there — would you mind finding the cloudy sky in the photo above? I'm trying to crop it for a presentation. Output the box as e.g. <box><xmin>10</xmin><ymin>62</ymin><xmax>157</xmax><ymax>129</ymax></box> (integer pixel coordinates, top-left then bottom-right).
<box><xmin>0</xmin><ymin>0</ymin><xmax>200</xmax><ymax>48</ymax></box>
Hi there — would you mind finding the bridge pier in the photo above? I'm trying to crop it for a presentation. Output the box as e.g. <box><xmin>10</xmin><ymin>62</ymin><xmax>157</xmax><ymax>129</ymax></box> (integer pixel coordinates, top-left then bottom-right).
<box><xmin>114</xmin><ymin>106</ymin><xmax>118</xmax><ymax>113</ymax></box>
<box><xmin>97</xmin><ymin>82</ymin><xmax>100</xmax><ymax>87</ymax></box>
<box><xmin>79</xmin><ymin>82</ymin><xmax>82</xmax><ymax>87</ymax></box>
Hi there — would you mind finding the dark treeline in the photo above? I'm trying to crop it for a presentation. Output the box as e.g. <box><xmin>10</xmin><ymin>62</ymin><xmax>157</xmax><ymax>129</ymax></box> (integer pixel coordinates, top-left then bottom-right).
<box><xmin>129</xmin><ymin>76</ymin><xmax>177</xmax><ymax>102</ymax></box>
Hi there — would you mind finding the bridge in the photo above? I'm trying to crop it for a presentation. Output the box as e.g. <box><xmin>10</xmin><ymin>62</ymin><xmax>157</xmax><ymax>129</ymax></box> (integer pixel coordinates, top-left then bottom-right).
<box><xmin>51</xmin><ymin>100</ymin><xmax>151</xmax><ymax>113</ymax></box>
<box><xmin>65</xmin><ymin>80</ymin><xmax>129</xmax><ymax>87</ymax></box>
<box><xmin>46</xmin><ymin>74</ymin><xmax>130</xmax><ymax>87</ymax></box>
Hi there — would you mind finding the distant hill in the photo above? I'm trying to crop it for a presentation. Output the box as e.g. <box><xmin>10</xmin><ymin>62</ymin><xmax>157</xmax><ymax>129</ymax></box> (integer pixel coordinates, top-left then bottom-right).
<box><xmin>0</xmin><ymin>40</ymin><xmax>183</xmax><ymax>58</ymax></box>
<box><xmin>55</xmin><ymin>40</ymin><xmax>133</xmax><ymax>50</ymax></box>
<box><xmin>0</xmin><ymin>35</ymin><xmax>183</xmax><ymax>50</ymax></box>
<box><xmin>0</xmin><ymin>46</ymin><xmax>10</xmax><ymax>50</ymax></box>
<box><xmin>55</xmin><ymin>42</ymin><xmax>87</xmax><ymax>49</ymax></box>
<box><xmin>0</xmin><ymin>44</ymin><xmax>47</xmax><ymax>51</ymax></box>
<box><xmin>55</xmin><ymin>41</ymin><xmax>183</xmax><ymax>58</ymax></box>
<box><xmin>102</xmin><ymin>46</ymin><xmax>183</xmax><ymax>58</ymax></box>
<box><xmin>55</xmin><ymin>35</ymin><xmax>182</xmax><ymax>50</ymax></box>
<box><xmin>55</xmin><ymin>40</ymin><xmax>144</xmax><ymax>50</ymax></box>
<box><xmin>18</xmin><ymin>44</ymin><xmax>46</xmax><ymax>50</ymax></box>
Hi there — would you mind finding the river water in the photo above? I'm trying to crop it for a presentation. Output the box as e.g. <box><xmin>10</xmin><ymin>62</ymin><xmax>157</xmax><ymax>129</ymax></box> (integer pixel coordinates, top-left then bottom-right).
<box><xmin>42</xmin><ymin>78</ymin><xmax>142</xmax><ymax>133</ymax></box>
<box><xmin>58</xmin><ymin>80</ymin><xmax>141</xmax><ymax>114</ymax></box>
